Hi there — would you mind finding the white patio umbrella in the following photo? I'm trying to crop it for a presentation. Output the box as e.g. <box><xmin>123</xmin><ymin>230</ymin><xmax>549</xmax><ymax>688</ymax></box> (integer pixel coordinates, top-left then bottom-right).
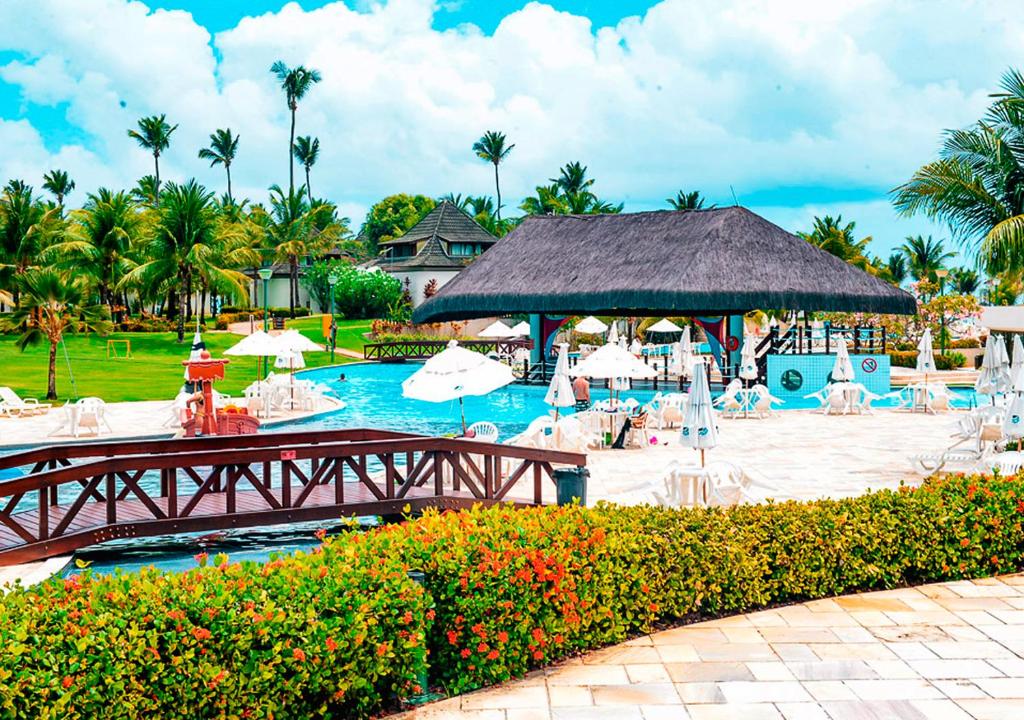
<box><xmin>545</xmin><ymin>343</ymin><xmax>575</xmax><ymax>420</ymax></box>
<box><xmin>997</xmin><ymin>335</ymin><xmax>1012</xmax><ymax>392</ymax></box>
<box><xmin>677</xmin><ymin>327</ymin><xmax>695</xmax><ymax>378</ymax></box>
<box><xmin>402</xmin><ymin>340</ymin><xmax>514</xmax><ymax>433</ymax></box>
<box><xmin>977</xmin><ymin>336</ymin><xmax>1002</xmax><ymax>398</ymax></box>
<box><xmin>571</xmin><ymin>341</ymin><xmax>656</xmax><ymax>404</ymax></box>
<box><xmin>831</xmin><ymin>339</ymin><xmax>856</xmax><ymax>383</ymax></box>
<box><xmin>738</xmin><ymin>334</ymin><xmax>759</xmax><ymax>383</ymax></box>
<box><xmin>574</xmin><ymin>316</ymin><xmax>608</xmax><ymax>335</ymax></box>
<box><xmin>510</xmin><ymin>321</ymin><xmax>531</xmax><ymax>336</ymax></box>
<box><xmin>1012</xmin><ymin>335</ymin><xmax>1024</xmax><ymax>379</ymax></box>
<box><xmin>680</xmin><ymin>362</ymin><xmax>718</xmax><ymax>467</ymax></box>
<box><xmin>479</xmin><ymin>320</ymin><xmax>516</xmax><ymax>338</ymax></box>
<box><xmin>917</xmin><ymin>328</ymin><xmax>936</xmax><ymax>382</ymax></box>
<box><xmin>1003</xmin><ymin>364</ymin><xmax>1024</xmax><ymax>448</ymax></box>
<box><xmin>272</xmin><ymin>330</ymin><xmax>326</xmax><ymax>397</ymax></box>
<box><xmin>647</xmin><ymin>318</ymin><xmax>682</xmax><ymax>335</ymax></box>
<box><xmin>223</xmin><ymin>330</ymin><xmax>279</xmax><ymax>380</ymax></box>
<box><xmin>607</xmin><ymin>321</ymin><xmax>619</xmax><ymax>345</ymax></box>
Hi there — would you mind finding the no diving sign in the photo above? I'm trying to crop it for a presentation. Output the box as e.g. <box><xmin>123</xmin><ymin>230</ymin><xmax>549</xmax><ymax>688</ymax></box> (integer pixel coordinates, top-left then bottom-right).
<box><xmin>862</xmin><ymin>357</ymin><xmax>878</xmax><ymax>374</ymax></box>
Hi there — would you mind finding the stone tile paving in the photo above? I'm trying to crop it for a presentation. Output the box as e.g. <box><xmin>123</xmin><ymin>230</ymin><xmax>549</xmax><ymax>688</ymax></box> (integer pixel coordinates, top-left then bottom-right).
<box><xmin>398</xmin><ymin>574</ymin><xmax>1024</xmax><ymax>720</ymax></box>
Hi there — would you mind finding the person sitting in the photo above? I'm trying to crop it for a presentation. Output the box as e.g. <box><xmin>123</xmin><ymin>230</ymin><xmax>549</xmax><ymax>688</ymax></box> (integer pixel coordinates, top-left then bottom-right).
<box><xmin>573</xmin><ymin>375</ymin><xmax>591</xmax><ymax>410</ymax></box>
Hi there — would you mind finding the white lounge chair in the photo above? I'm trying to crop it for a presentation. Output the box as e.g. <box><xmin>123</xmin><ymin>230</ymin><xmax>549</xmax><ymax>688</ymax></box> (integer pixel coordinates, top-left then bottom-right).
<box><xmin>0</xmin><ymin>387</ymin><xmax>51</xmax><ymax>416</ymax></box>
<box><xmin>751</xmin><ymin>384</ymin><xmax>783</xmax><ymax>418</ymax></box>
<box><xmin>713</xmin><ymin>380</ymin><xmax>743</xmax><ymax>418</ymax></box>
<box><xmin>909</xmin><ymin>414</ymin><xmax>998</xmax><ymax>474</ymax></box>
<box><xmin>466</xmin><ymin>421</ymin><xmax>499</xmax><ymax>443</ymax></box>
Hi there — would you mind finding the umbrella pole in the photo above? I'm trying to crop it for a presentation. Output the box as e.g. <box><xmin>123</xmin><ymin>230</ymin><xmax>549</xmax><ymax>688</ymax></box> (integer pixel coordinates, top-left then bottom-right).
<box><xmin>460</xmin><ymin>397</ymin><xmax>467</xmax><ymax>435</ymax></box>
<box><xmin>700</xmin><ymin>449</ymin><xmax>705</xmax><ymax>468</ymax></box>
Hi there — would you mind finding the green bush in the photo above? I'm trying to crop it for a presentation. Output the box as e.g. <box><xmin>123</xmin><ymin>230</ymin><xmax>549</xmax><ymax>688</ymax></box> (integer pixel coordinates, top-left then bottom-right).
<box><xmin>215</xmin><ymin>308</ymin><xmax>311</xmax><ymax>329</ymax></box>
<box><xmin>889</xmin><ymin>350</ymin><xmax>965</xmax><ymax>370</ymax></box>
<box><xmin>950</xmin><ymin>337</ymin><xmax>981</xmax><ymax>349</ymax></box>
<box><xmin>3</xmin><ymin>475</ymin><xmax>1024</xmax><ymax>716</ymax></box>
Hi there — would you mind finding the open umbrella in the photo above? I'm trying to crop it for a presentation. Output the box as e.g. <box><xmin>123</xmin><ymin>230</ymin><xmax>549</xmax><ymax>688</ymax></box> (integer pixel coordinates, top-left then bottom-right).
<box><xmin>545</xmin><ymin>343</ymin><xmax>575</xmax><ymax>421</ymax></box>
<box><xmin>917</xmin><ymin>328</ymin><xmax>936</xmax><ymax>382</ymax></box>
<box><xmin>273</xmin><ymin>330</ymin><xmax>326</xmax><ymax>399</ymax></box>
<box><xmin>574</xmin><ymin>316</ymin><xmax>608</xmax><ymax>334</ymax></box>
<box><xmin>571</xmin><ymin>341</ymin><xmax>656</xmax><ymax>405</ymax></box>
<box><xmin>831</xmin><ymin>338</ymin><xmax>856</xmax><ymax>383</ymax></box>
<box><xmin>510</xmin><ymin>321</ymin><xmax>531</xmax><ymax>336</ymax></box>
<box><xmin>647</xmin><ymin>318</ymin><xmax>682</xmax><ymax>336</ymax></box>
<box><xmin>401</xmin><ymin>340</ymin><xmax>514</xmax><ymax>433</ymax></box>
<box><xmin>224</xmin><ymin>330</ymin><xmax>279</xmax><ymax>381</ymax></box>
<box><xmin>479</xmin><ymin>320</ymin><xmax>516</xmax><ymax>338</ymax></box>
<box><xmin>680</xmin><ymin>362</ymin><xmax>718</xmax><ymax>467</ymax></box>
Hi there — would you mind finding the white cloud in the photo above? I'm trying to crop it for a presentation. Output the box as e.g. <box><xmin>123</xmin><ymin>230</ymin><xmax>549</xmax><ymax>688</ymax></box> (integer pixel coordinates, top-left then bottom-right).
<box><xmin>0</xmin><ymin>0</ymin><xmax>1020</xmax><ymax>249</ymax></box>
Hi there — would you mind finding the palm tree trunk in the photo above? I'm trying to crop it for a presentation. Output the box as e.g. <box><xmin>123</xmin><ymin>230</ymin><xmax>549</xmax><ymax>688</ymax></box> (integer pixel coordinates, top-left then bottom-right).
<box><xmin>47</xmin><ymin>341</ymin><xmax>58</xmax><ymax>400</ymax></box>
<box><xmin>225</xmin><ymin>165</ymin><xmax>233</xmax><ymax>203</ymax></box>
<box><xmin>290</xmin><ymin>256</ymin><xmax>298</xmax><ymax>319</ymax></box>
<box><xmin>177</xmin><ymin>288</ymin><xmax>186</xmax><ymax>342</ymax></box>
<box><xmin>306</xmin><ymin>167</ymin><xmax>312</xmax><ymax>204</ymax></box>
<box><xmin>494</xmin><ymin>162</ymin><xmax>501</xmax><ymax>220</ymax></box>
<box><xmin>154</xmin><ymin>153</ymin><xmax>161</xmax><ymax>207</ymax></box>
<box><xmin>289</xmin><ymin>108</ymin><xmax>296</xmax><ymax>195</ymax></box>
<box><xmin>200</xmin><ymin>282</ymin><xmax>208</xmax><ymax>325</ymax></box>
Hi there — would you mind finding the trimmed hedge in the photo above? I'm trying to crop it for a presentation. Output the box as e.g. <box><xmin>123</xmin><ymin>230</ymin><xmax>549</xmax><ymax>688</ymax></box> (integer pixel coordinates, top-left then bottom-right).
<box><xmin>889</xmin><ymin>350</ymin><xmax>966</xmax><ymax>370</ymax></box>
<box><xmin>3</xmin><ymin>475</ymin><xmax>1024</xmax><ymax>717</ymax></box>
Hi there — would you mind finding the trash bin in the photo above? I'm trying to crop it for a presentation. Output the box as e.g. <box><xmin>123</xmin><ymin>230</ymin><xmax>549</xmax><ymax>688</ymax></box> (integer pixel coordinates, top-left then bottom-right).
<box><xmin>553</xmin><ymin>467</ymin><xmax>589</xmax><ymax>507</ymax></box>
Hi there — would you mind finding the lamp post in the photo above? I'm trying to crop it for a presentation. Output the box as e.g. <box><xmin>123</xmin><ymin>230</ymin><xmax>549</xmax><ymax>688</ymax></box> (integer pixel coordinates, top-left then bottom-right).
<box><xmin>328</xmin><ymin>273</ymin><xmax>338</xmax><ymax>363</ymax></box>
<box><xmin>935</xmin><ymin>268</ymin><xmax>949</xmax><ymax>355</ymax></box>
<box><xmin>257</xmin><ymin>267</ymin><xmax>273</xmax><ymax>332</ymax></box>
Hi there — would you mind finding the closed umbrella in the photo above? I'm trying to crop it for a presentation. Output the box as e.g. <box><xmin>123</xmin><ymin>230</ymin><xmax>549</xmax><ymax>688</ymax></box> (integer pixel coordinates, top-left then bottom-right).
<box><xmin>738</xmin><ymin>334</ymin><xmax>759</xmax><ymax>382</ymax></box>
<box><xmin>402</xmin><ymin>340</ymin><xmax>514</xmax><ymax>433</ymax></box>
<box><xmin>831</xmin><ymin>339</ymin><xmax>856</xmax><ymax>383</ymax></box>
<box><xmin>479</xmin><ymin>320</ymin><xmax>516</xmax><ymax>338</ymax></box>
<box><xmin>574</xmin><ymin>316</ymin><xmax>608</xmax><ymax>334</ymax></box>
<box><xmin>1003</xmin><ymin>364</ymin><xmax>1024</xmax><ymax>448</ymax></box>
<box><xmin>607</xmin><ymin>321</ymin><xmax>619</xmax><ymax>345</ymax></box>
<box><xmin>680</xmin><ymin>362</ymin><xmax>718</xmax><ymax>467</ymax></box>
<box><xmin>977</xmin><ymin>335</ymin><xmax>1001</xmax><ymax>398</ymax></box>
<box><xmin>997</xmin><ymin>335</ymin><xmax>1012</xmax><ymax>392</ymax></box>
<box><xmin>1012</xmin><ymin>335</ymin><xmax>1024</xmax><ymax>380</ymax></box>
<box><xmin>545</xmin><ymin>343</ymin><xmax>574</xmax><ymax>420</ymax></box>
<box><xmin>678</xmin><ymin>327</ymin><xmax>695</xmax><ymax>379</ymax></box>
<box><xmin>916</xmin><ymin>328</ymin><xmax>936</xmax><ymax>382</ymax></box>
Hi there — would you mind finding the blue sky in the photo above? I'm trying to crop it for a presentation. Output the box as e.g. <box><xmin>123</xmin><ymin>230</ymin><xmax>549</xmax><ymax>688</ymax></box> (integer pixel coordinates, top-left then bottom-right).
<box><xmin>2</xmin><ymin>0</ymin><xmax>1018</xmax><ymax>263</ymax></box>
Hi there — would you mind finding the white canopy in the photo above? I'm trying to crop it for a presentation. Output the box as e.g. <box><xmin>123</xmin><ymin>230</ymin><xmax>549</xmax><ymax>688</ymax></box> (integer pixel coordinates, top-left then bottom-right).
<box><xmin>574</xmin><ymin>316</ymin><xmax>608</xmax><ymax>334</ymax></box>
<box><xmin>647</xmin><ymin>318</ymin><xmax>682</xmax><ymax>334</ymax></box>
<box><xmin>274</xmin><ymin>329</ymin><xmax>325</xmax><ymax>353</ymax></box>
<box><xmin>224</xmin><ymin>330</ymin><xmax>278</xmax><ymax>357</ymax></box>
<box><xmin>401</xmin><ymin>340</ymin><xmax>514</xmax><ymax>432</ymax></box>
<box><xmin>274</xmin><ymin>350</ymin><xmax>306</xmax><ymax>370</ymax></box>
<box><xmin>570</xmin><ymin>342</ymin><xmax>656</xmax><ymax>380</ymax></box>
<box><xmin>916</xmin><ymin>328</ymin><xmax>936</xmax><ymax>376</ymax></box>
<box><xmin>479</xmin><ymin>320</ymin><xmax>516</xmax><ymax>338</ymax></box>
<box><xmin>738</xmin><ymin>334</ymin><xmax>759</xmax><ymax>381</ymax></box>
<box><xmin>680</xmin><ymin>362</ymin><xmax>718</xmax><ymax>464</ymax></box>
<box><xmin>510</xmin><ymin>321</ymin><xmax>531</xmax><ymax>336</ymax></box>
<box><xmin>545</xmin><ymin>343</ymin><xmax>575</xmax><ymax>414</ymax></box>
<box><xmin>831</xmin><ymin>340</ymin><xmax>856</xmax><ymax>382</ymax></box>
<box><xmin>981</xmin><ymin>305</ymin><xmax>1024</xmax><ymax>332</ymax></box>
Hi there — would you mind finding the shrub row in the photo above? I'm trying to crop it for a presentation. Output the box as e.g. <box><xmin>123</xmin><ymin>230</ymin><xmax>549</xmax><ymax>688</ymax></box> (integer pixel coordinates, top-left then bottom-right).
<box><xmin>214</xmin><ymin>308</ymin><xmax>311</xmax><ymax>329</ymax></box>
<box><xmin>2</xmin><ymin>474</ymin><xmax>1023</xmax><ymax>717</ymax></box>
<box><xmin>889</xmin><ymin>349</ymin><xmax>966</xmax><ymax>370</ymax></box>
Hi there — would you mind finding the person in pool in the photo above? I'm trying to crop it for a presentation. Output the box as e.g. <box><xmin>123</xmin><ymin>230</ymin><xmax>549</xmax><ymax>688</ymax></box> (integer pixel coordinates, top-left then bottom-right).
<box><xmin>338</xmin><ymin>373</ymin><xmax>346</xmax><ymax>382</ymax></box>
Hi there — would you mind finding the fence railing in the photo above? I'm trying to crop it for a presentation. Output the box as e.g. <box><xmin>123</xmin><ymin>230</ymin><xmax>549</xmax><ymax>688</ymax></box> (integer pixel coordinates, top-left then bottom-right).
<box><xmin>363</xmin><ymin>339</ymin><xmax>534</xmax><ymax>362</ymax></box>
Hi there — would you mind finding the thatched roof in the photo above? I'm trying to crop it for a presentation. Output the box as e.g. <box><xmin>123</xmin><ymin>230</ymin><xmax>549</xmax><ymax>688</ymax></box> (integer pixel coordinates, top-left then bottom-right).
<box><xmin>414</xmin><ymin>207</ymin><xmax>916</xmax><ymax>322</ymax></box>
<box><xmin>380</xmin><ymin>201</ymin><xmax>497</xmax><ymax>247</ymax></box>
<box><xmin>385</xmin><ymin>234</ymin><xmax>466</xmax><ymax>271</ymax></box>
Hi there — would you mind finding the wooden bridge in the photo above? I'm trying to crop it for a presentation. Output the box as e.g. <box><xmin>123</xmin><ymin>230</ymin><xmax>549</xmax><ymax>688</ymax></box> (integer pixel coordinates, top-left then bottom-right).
<box><xmin>363</xmin><ymin>338</ymin><xmax>533</xmax><ymax>362</ymax></box>
<box><xmin>0</xmin><ymin>429</ymin><xmax>585</xmax><ymax>566</ymax></box>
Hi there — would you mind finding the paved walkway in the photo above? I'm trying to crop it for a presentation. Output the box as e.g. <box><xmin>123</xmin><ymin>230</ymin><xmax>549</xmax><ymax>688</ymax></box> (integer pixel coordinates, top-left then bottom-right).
<box><xmin>402</xmin><ymin>574</ymin><xmax>1024</xmax><ymax>720</ymax></box>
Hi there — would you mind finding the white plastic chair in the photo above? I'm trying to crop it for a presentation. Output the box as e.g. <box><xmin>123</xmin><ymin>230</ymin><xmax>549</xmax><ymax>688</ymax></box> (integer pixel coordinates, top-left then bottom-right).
<box><xmin>823</xmin><ymin>386</ymin><xmax>849</xmax><ymax>415</ymax></box>
<box><xmin>751</xmin><ymin>384</ymin><xmax>783</xmax><ymax>418</ymax></box>
<box><xmin>466</xmin><ymin>421</ymin><xmax>499</xmax><ymax>444</ymax></box>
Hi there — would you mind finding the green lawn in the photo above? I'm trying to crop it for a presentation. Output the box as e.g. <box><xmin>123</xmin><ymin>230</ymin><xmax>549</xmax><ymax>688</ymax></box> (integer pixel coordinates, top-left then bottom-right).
<box><xmin>0</xmin><ymin>317</ymin><xmax>371</xmax><ymax>403</ymax></box>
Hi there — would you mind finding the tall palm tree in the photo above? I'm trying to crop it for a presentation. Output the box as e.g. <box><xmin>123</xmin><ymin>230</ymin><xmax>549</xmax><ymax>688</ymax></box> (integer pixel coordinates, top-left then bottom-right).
<box><xmin>292</xmin><ymin>135</ymin><xmax>320</xmax><ymax>204</ymax></box>
<box><xmin>667</xmin><ymin>190</ymin><xmax>714</xmax><ymax>211</ymax></box>
<box><xmin>0</xmin><ymin>180</ymin><xmax>61</xmax><ymax>300</ymax></box>
<box><xmin>5</xmin><ymin>268</ymin><xmax>110</xmax><ymax>399</ymax></box>
<box><xmin>472</xmin><ymin>131</ymin><xmax>514</xmax><ymax>220</ymax></box>
<box><xmin>798</xmin><ymin>216</ymin><xmax>876</xmax><ymax>273</ymax></box>
<box><xmin>47</xmin><ymin>189</ymin><xmax>140</xmax><ymax>316</ymax></box>
<box><xmin>552</xmin><ymin>161</ymin><xmax>594</xmax><ymax>196</ymax></box>
<box><xmin>949</xmin><ymin>267</ymin><xmax>981</xmax><ymax>295</ymax></box>
<box><xmin>132</xmin><ymin>175</ymin><xmax>161</xmax><ymax>208</ymax></box>
<box><xmin>120</xmin><ymin>179</ymin><xmax>252</xmax><ymax>341</ymax></box>
<box><xmin>127</xmin><ymin>115</ymin><xmax>177</xmax><ymax>204</ymax></box>
<box><xmin>892</xmin><ymin>69</ymin><xmax>1024</xmax><ymax>272</ymax></box>
<box><xmin>270</xmin><ymin>61</ymin><xmax>322</xmax><ymax>195</ymax></box>
<box><xmin>264</xmin><ymin>184</ymin><xmax>343</xmax><ymax>317</ymax></box>
<box><xmin>900</xmin><ymin>235</ymin><xmax>956</xmax><ymax>281</ymax></box>
<box><xmin>42</xmin><ymin>169</ymin><xmax>75</xmax><ymax>207</ymax></box>
<box><xmin>198</xmin><ymin>128</ymin><xmax>240</xmax><ymax>203</ymax></box>
<box><xmin>885</xmin><ymin>252</ymin><xmax>908</xmax><ymax>285</ymax></box>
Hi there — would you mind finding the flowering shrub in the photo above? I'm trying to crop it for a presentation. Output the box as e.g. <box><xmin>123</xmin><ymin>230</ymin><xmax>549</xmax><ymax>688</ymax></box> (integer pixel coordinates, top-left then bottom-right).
<box><xmin>2</xmin><ymin>474</ymin><xmax>1023</xmax><ymax>716</ymax></box>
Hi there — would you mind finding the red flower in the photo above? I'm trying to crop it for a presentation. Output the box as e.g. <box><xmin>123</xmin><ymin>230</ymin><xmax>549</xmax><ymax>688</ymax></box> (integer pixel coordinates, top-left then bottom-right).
<box><xmin>325</xmin><ymin>637</ymin><xmax>337</xmax><ymax>652</ymax></box>
<box><xmin>426</xmin><ymin>609</ymin><xmax>435</xmax><ymax>621</ymax></box>
<box><xmin>403</xmin><ymin>611</ymin><xmax>414</xmax><ymax>624</ymax></box>
<box><xmin>293</xmin><ymin>648</ymin><xmax>307</xmax><ymax>662</ymax></box>
<box><xmin>531</xmin><ymin>628</ymin><xmax>544</xmax><ymax>642</ymax></box>
<box><xmin>477</xmin><ymin>642</ymin><xmax>488</xmax><ymax>653</ymax></box>
<box><xmin>487</xmin><ymin>650</ymin><xmax>499</xmax><ymax>660</ymax></box>
<box><xmin>314</xmin><ymin>528</ymin><xmax>327</xmax><ymax>541</ymax></box>
<box><xmin>194</xmin><ymin>552</ymin><xmax>209</xmax><ymax>566</ymax></box>
<box><xmin>533</xmin><ymin>650</ymin><xmax>544</xmax><ymax>660</ymax></box>
<box><xmin>319</xmin><ymin>566</ymin><xmax>328</xmax><ymax>579</ymax></box>
<box><xmin>376</xmin><ymin>643</ymin><xmax>388</xmax><ymax>657</ymax></box>
<box><xmin>497</xmin><ymin>631</ymin><xmax>509</xmax><ymax>643</ymax></box>
<box><xmin>447</xmin><ymin>630</ymin><xmax>459</xmax><ymax>645</ymax></box>
<box><xmin>960</xmin><ymin>538</ymin><xmax>970</xmax><ymax>547</ymax></box>
<box><xmin>61</xmin><ymin>676</ymin><xmax>73</xmax><ymax>689</ymax></box>
<box><xmin>192</xmin><ymin>627</ymin><xmax>212</xmax><ymax>641</ymax></box>
<box><xmin>460</xmin><ymin>648</ymin><xmax>472</xmax><ymax>658</ymax></box>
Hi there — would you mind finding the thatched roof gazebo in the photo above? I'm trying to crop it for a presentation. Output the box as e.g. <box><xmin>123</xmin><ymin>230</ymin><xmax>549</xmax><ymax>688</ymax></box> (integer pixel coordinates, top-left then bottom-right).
<box><xmin>413</xmin><ymin>207</ymin><xmax>915</xmax><ymax>322</ymax></box>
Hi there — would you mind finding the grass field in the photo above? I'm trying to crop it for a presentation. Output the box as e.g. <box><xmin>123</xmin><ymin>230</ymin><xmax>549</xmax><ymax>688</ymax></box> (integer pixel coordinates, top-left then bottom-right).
<box><xmin>0</xmin><ymin>316</ymin><xmax>372</xmax><ymax>403</ymax></box>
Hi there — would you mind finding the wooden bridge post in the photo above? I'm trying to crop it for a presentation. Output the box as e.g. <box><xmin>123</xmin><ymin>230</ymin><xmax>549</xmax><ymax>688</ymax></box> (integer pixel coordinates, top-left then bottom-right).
<box><xmin>106</xmin><ymin>474</ymin><xmax>116</xmax><ymax>524</ymax></box>
<box><xmin>37</xmin><ymin>489</ymin><xmax>48</xmax><ymax>540</ymax></box>
<box><xmin>167</xmin><ymin>468</ymin><xmax>177</xmax><ymax>517</ymax></box>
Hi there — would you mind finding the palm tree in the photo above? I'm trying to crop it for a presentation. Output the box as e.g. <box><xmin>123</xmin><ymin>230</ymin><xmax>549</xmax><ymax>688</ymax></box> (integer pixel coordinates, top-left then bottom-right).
<box><xmin>440</xmin><ymin>193</ymin><xmax>472</xmax><ymax>210</ymax></box>
<box><xmin>798</xmin><ymin>216</ymin><xmax>876</xmax><ymax>273</ymax></box>
<box><xmin>132</xmin><ymin>175</ymin><xmax>161</xmax><ymax>207</ymax></box>
<box><xmin>47</xmin><ymin>189</ymin><xmax>140</xmax><ymax>316</ymax></box>
<box><xmin>472</xmin><ymin>131</ymin><xmax>514</xmax><ymax>220</ymax></box>
<box><xmin>900</xmin><ymin>235</ymin><xmax>956</xmax><ymax>281</ymax></box>
<box><xmin>892</xmin><ymin>69</ymin><xmax>1024</xmax><ymax>272</ymax></box>
<box><xmin>5</xmin><ymin>268</ymin><xmax>110</xmax><ymax>399</ymax></box>
<box><xmin>0</xmin><ymin>180</ymin><xmax>61</xmax><ymax>300</ymax></box>
<box><xmin>292</xmin><ymin>135</ymin><xmax>320</xmax><ymax>204</ymax></box>
<box><xmin>885</xmin><ymin>252</ymin><xmax>908</xmax><ymax>285</ymax></box>
<box><xmin>198</xmin><ymin>128</ymin><xmax>240</xmax><ymax>203</ymax></box>
<box><xmin>264</xmin><ymin>184</ymin><xmax>343</xmax><ymax>318</ymax></box>
<box><xmin>42</xmin><ymin>169</ymin><xmax>75</xmax><ymax>207</ymax></box>
<box><xmin>120</xmin><ymin>179</ymin><xmax>252</xmax><ymax>341</ymax></box>
<box><xmin>520</xmin><ymin>184</ymin><xmax>567</xmax><ymax>216</ymax></box>
<box><xmin>552</xmin><ymin>161</ymin><xmax>594</xmax><ymax>196</ymax></box>
<box><xmin>667</xmin><ymin>190</ymin><xmax>714</xmax><ymax>211</ymax></box>
<box><xmin>949</xmin><ymin>267</ymin><xmax>981</xmax><ymax>295</ymax></box>
<box><xmin>127</xmin><ymin>115</ymin><xmax>177</xmax><ymax>204</ymax></box>
<box><xmin>270</xmin><ymin>61</ymin><xmax>322</xmax><ymax>194</ymax></box>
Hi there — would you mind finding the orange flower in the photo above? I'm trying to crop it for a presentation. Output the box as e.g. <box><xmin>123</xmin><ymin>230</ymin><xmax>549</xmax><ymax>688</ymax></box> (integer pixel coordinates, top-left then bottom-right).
<box><xmin>192</xmin><ymin>627</ymin><xmax>212</xmax><ymax>641</ymax></box>
<box><xmin>497</xmin><ymin>631</ymin><xmax>509</xmax><ymax>643</ymax></box>
<box><xmin>477</xmin><ymin>642</ymin><xmax>488</xmax><ymax>653</ymax></box>
<box><xmin>314</xmin><ymin>528</ymin><xmax>327</xmax><ymax>541</ymax></box>
<box><xmin>325</xmin><ymin>637</ymin><xmax>337</xmax><ymax>652</ymax></box>
<box><xmin>426</xmin><ymin>609</ymin><xmax>436</xmax><ymax>621</ymax></box>
<box><xmin>319</xmin><ymin>566</ymin><xmax>328</xmax><ymax>579</ymax></box>
<box><xmin>376</xmin><ymin>643</ymin><xmax>388</xmax><ymax>657</ymax></box>
<box><xmin>960</xmin><ymin>538</ymin><xmax>970</xmax><ymax>547</ymax></box>
<box><xmin>487</xmin><ymin>650</ymin><xmax>499</xmax><ymax>660</ymax></box>
<box><xmin>403</xmin><ymin>611</ymin><xmax>414</xmax><ymax>624</ymax></box>
<box><xmin>460</xmin><ymin>648</ymin><xmax>472</xmax><ymax>658</ymax></box>
<box><xmin>61</xmin><ymin>676</ymin><xmax>73</xmax><ymax>689</ymax></box>
<box><xmin>293</xmin><ymin>648</ymin><xmax>307</xmax><ymax>662</ymax></box>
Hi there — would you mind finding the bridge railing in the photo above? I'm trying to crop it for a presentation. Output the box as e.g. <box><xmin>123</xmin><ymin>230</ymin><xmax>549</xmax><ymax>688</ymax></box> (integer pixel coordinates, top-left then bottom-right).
<box><xmin>0</xmin><ymin>429</ymin><xmax>585</xmax><ymax>566</ymax></box>
<box><xmin>363</xmin><ymin>338</ymin><xmax>533</xmax><ymax>362</ymax></box>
